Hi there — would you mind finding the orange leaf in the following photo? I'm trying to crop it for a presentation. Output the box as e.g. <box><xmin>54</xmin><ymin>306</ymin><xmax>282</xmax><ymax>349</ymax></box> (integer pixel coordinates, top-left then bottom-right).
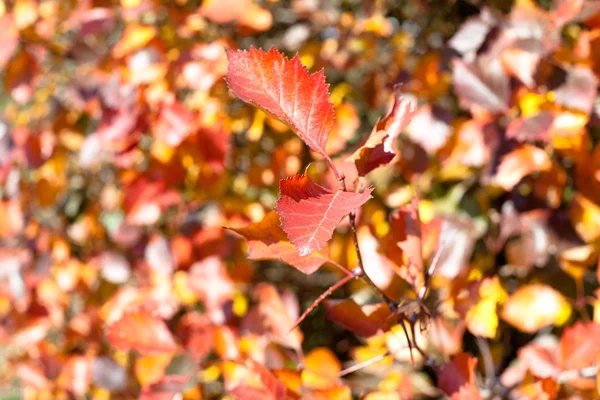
<box><xmin>302</xmin><ymin>348</ymin><xmax>341</xmax><ymax>389</ymax></box>
<box><xmin>112</xmin><ymin>24</ymin><xmax>157</xmax><ymax>58</ymax></box>
<box><xmin>493</xmin><ymin>145</ymin><xmax>552</xmax><ymax>190</ymax></box>
<box><xmin>325</xmin><ymin>299</ymin><xmax>393</xmax><ymax>337</ymax></box>
<box><xmin>105</xmin><ymin>312</ymin><xmax>178</xmax><ymax>354</ymax></box>
<box><xmin>227</xmin><ymin>211</ymin><xmax>332</xmax><ymax>274</ymax></box>
<box><xmin>135</xmin><ymin>353</ymin><xmax>173</xmax><ymax>386</ymax></box>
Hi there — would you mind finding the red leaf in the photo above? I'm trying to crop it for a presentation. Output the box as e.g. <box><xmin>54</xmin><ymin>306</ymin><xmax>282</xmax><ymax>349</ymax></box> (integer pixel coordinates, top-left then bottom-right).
<box><xmin>388</xmin><ymin>199</ymin><xmax>425</xmax><ymax>292</ymax></box>
<box><xmin>558</xmin><ymin>322</ymin><xmax>600</xmax><ymax>371</ymax></box>
<box><xmin>227</xmin><ymin>211</ymin><xmax>331</xmax><ymax>274</ymax></box>
<box><xmin>154</xmin><ymin>100</ymin><xmax>196</xmax><ymax>147</ymax></box>
<box><xmin>106</xmin><ymin>312</ymin><xmax>178</xmax><ymax>354</ymax></box>
<box><xmin>452</xmin><ymin>56</ymin><xmax>510</xmax><ymax>114</ymax></box>
<box><xmin>225</xmin><ymin>47</ymin><xmax>336</xmax><ymax>171</ymax></box>
<box><xmin>438</xmin><ymin>352</ymin><xmax>478</xmax><ymax>397</ymax></box>
<box><xmin>348</xmin><ymin>87</ymin><xmax>416</xmax><ymax>176</ymax></box>
<box><xmin>175</xmin><ymin>312</ymin><xmax>215</xmax><ymax>360</ymax></box>
<box><xmin>275</xmin><ymin>174</ymin><xmax>373</xmax><ymax>256</ymax></box>
<box><xmin>325</xmin><ymin>299</ymin><xmax>393</xmax><ymax>337</ymax></box>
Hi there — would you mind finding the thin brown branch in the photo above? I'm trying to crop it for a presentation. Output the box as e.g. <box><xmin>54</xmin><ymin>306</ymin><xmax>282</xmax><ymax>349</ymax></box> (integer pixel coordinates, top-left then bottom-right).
<box><xmin>399</xmin><ymin>319</ymin><xmax>416</xmax><ymax>367</ymax></box>
<box><xmin>475</xmin><ymin>336</ymin><xmax>495</xmax><ymax>387</ymax></box>
<box><xmin>339</xmin><ymin>175</ymin><xmax>399</xmax><ymax>311</ymax></box>
<box><xmin>419</xmin><ymin>235</ymin><xmax>447</xmax><ymax>300</ymax></box>
<box><xmin>326</xmin><ymin>259</ymin><xmax>353</xmax><ymax>277</ymax></box>
<box><xmin>288</xmin><ymin>272</ymin><xmax>356</xmax><ymax>333</ymax></box>
<box><xmin>339</xmin><ymin>351</ymin><xmax>392</xmax><ymax>377</ymax></box>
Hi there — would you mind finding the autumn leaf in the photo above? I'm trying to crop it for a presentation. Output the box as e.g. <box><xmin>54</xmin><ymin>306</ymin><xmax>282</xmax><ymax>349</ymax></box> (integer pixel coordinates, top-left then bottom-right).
<box><xmin>569</xmin><ymin>193</ymin><xmax>600</xmax><ymax>242</ymax></box>
<box><xmin>226</xmin><ymin>47</ymin><xmax>337</xmax><ymax>172</ymax></box>
<box><xmin>227</xmin><ymin>211</ymin><xmax>332</xmax><ymax>274</ymax></box>
<box><xmin>452</xmin><ymin>56</ymin><xmax>510</xmax><ymax>114</ymax></box>
<box><xmin>493</xmin><ymin>145</ymin><xmax>552</xmax><ymax>190</ymax></box>
<box><xmin>275</xmin><ymin>174</ymin><xmax>373</xmax><ymax>256</ymax></box>
<box><xmin>0</xmin><ymin>15</ymin><xmax>19</xmax><ymax>70</ymax></box>
<box><xmin>558</xmin><ymin>322</ymin><xmax>600</xmax><ymax>371</ymax></box>
<box><xmin>405</xmin><ymin>104</ymin><xmax>452</xmax><ymax>155</ymax></box>
<box><xmin>256</xmin><ymin>283</ymin><xmax>303</xmax><ymax>350</ymax></box>
<box><xmin>387</xmin><ymin>198</ymin><xmax>425</xmax><ymax>293</ymax></box>
<box><xmin>105</xmin><ymin>312</ymin><xmax>178</xmax><ymax>354</ymax></box>
<box><xmin>501</xmin><ymin>284</ymin><xmax>572</xmax><ymax>333</ymax></box>
<box><xmin>325</xmin><ymin>299</ymin><xmax>393</xmax><ymax>337</ymax></box>
<box><xmin>348</xmin><ymin>87</ymin><xmax>416</xmax><ymax>176</ymax></box>
<box><xmin>437</xmin><ymin>352</ymin><xmax>480</xmax><ymax>398</ymax></box>
<box><xmin>465</xmin><ymin>277</ymin><xmax>507</xmax><ymax>338</ymax></box>
<box><xmin>506</xmin><ymin>112</ymin><xmax>554</xmax><ymax>143</ymax></box>
<box><xmin>302</xmin><ymin>347</ymin><xmax>342</xmax><ymax>389</ymax></box>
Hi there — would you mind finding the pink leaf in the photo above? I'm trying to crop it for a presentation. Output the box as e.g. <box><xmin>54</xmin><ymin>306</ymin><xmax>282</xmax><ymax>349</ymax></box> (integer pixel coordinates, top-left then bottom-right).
<box><xmin>452</xmin><ymin>56</ymin><xmax>510</xmax><ymax>114</ymax></box>
<box><xmin>0</xmin><ymin>15</ymin><xmax>19</xmax><ymax>70</ymax></box>
<box><xmin>275</xmin><ymin>174</ymin><xmax>373</xmax><ymax>256</ymax></box>
<box><xmin>506</xmin><ymin>111</ymin><xmax>554</xmax><ymax>143</ymax></box>
<box><xmin>225</xmin><ymin>47</ymin><xmax>336</xmax><ymax>172</ymax></box>
<box><xmin>405</xmin><ymin>105</ymin><xmax>452</xmax><ymax>155</ymax></box>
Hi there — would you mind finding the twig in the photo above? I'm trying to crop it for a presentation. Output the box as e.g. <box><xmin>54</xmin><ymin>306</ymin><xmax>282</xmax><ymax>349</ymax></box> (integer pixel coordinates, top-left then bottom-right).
<box><xmin>339</xmin><ymin>174</ymin><xmax>399</xmax><ymax>310</ymax></box>
<box><xmin>419</xmin><ymin>235</ymin><xmax>447</xmax><ymax>300</ymax></box>
<box><xmin>556</xmin><ymin>364</ymin><xmax>598</xmax><ymax>383</ymax></box>
<box><xmin>339</xmin><ymin>351</ymin><xmax>392</xmax><ymax>377</ymax></box>
<box><xmin>475</xmin><ymin>336</ymin><xmax>495</xmax><ymax>388</ymax></box>
<box><xmin>288</xmin><ymin>272</ymin><xmax>357</xmax><ymax>332</ymax></box>
<box><xmin>326</xmin><ymin>259</ymin><xmax>353</xmax><ymax>277</ymax></box>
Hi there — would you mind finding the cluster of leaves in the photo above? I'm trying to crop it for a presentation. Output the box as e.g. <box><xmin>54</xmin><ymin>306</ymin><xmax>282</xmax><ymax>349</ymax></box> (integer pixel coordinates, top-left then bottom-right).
<box><xmin>3</xmin><ymin>0</ymin><xmax>600</xmax><ymax>398</ymax></box>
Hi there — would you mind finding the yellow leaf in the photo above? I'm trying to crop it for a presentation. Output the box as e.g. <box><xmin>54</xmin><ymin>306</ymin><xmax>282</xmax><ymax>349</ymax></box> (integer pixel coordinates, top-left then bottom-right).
<box><xmin>112</xmin><ymin>25</ymin><xmax>157</xmax><ymax>58</ymax></box>
<box><xmin>467</xmin><ymin>298</ymin><xmax>499</xmax><ymax>338</ymax></box>
<box><xmin>570</xmin><ymin>194</ymin><xmax>600</xmax><ymax>242</ymax></box>
<box><xmin>173</xmin><ymin>271</ymin><xmax>197</xmax><ymax>306</ymax></box>
<box><xmin>559</xmin><ymin>245</ymin><xmax>597</xmax><ymax>281</ymax></box>
<box><xmin>501</xmin><ymin>284</ymin><xmax>572</xmax><ymax>333</ymax></box>
<box><xmin>135</xmin><ymin>353</ymin><xmax>173</xmax><ymax>386</ymax></box>
<box><xmin>465</xmin><ymin>277</ymin><xmax>507</xmax><ymax>338</ymax></box>
<box><xmin>302</xmin><ymin>347</ymin><xmax>341</xmax><ymax>389</ymax></box>
<box><xmin>14</xmin><ymin>0</ymin><xmax>37</xmax><ymax>28</ymax></box>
